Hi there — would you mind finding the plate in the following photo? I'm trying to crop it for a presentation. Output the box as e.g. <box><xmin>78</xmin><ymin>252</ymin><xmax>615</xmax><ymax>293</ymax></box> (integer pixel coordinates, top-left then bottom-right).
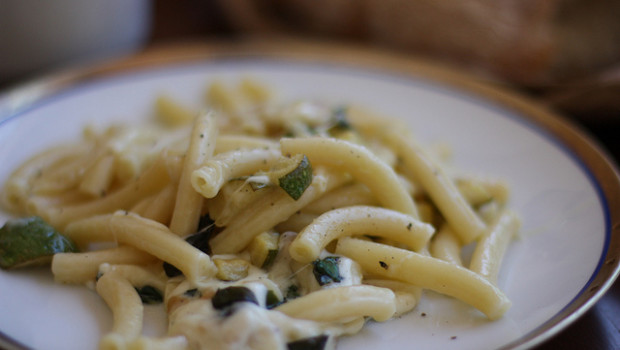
<box><xmin>0</xmin><ymin>40</ymin><xmax>619</xmax><ymax>350</ymax></box>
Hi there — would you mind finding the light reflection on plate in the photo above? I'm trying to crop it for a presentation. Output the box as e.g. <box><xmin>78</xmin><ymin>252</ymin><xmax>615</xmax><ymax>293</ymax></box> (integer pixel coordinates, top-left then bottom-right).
<box><xmin>0</xmin><ymin>42</ymin><xmax>618</xmax><ymax>350</ymax></box>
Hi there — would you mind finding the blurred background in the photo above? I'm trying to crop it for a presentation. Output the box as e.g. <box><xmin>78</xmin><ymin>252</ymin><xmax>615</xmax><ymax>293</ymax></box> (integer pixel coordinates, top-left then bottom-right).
<box><xmin>1</xmin><ymin>1</ymin><xmax>619</xmax><ymax>348</ymax></box>
<box><xmin>1</xmin><ymin>0</ymin><xmax>619</xmax><ymax>160</ymax></box>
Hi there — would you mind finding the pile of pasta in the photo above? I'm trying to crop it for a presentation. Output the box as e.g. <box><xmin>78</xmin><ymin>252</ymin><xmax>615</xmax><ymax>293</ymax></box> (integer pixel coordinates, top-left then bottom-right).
<box><xmin>1</xmin><ymin>79</ymin><xmax>520</xmax><ymax>350</ymax></box>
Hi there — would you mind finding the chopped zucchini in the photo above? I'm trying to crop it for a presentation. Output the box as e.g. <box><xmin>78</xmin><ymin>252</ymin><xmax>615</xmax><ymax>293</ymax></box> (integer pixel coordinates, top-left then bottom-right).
<box><xmin>273</xmin><ymin>154</ymin><xmax>313</xmax><ymax>200</ymax></box>
<box><xmin>329</xmin><ymin>106</ymin><xmax>352</xmax><ymax>132</ymax></box>
<box><xmin>287</xmin><ymin>335</ymin><xmax>333</xmax><ymax>350</ymax></box>
<box><xmin>214</xmin><ymin>258</ymin><xmax>250</xmax><ymax>281</ymax></box>
<box><xmin>184</xmin><ymin>288</ymin><xmax>201</xmax><ymax>298</ymax></box>
<box><xmin>248</xmin><ymin>231</ymin><xmax>279</xmax><ymax>269</ymax></box>
<box><xmin>265</xmin><ymin>289</ymin><xmax>283</xmax><ymax>309</ymax></box>
<box><xmin>286</xmin><ymin>284</ymin><xmax>301</xmax><ymax>300</ymax></box>
<box><xmin>0</xmin><ymin>216</ymin><xmax>78</xmax><ymax>269</ymax></box>
<box><xmin>212</xmin><ymin>286</ymin><xmax>258</xmax><ymax>311</ymax></box>
<box><xmin>312</xmin><ymin>257</ymin><xmax>342</xmax><ymax>286</ymax></box>
<box><xmin>135</xmin><ymin>286</ymin><xmax>163</xmax><ymax>304</ymax></box>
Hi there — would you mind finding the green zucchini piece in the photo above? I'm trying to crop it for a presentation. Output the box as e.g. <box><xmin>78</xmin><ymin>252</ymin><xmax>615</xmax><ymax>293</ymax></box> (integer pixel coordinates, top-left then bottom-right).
<box><xmin>248</xmin><ymin>231</ymin><xmax>279</xmax><ymax>269</ymax></box>
<box><xmin>287</xmin><ymin>335</ymin><xmax>332</xmax><ymax>350</ymax></box>
<box><xmin>135</xmin><ymin>286</ymin><xmax>163</xmax><ymax>304</ymax></box>
<box><xmin>163</xmin><ymin>214</ymin><xmax>215</xmax><ymax>277</ymax></box>
<box><xmin>211</xmin><ymin>286</ymin><xmax>258</xmax><ymax>311</ymax></box>
<box><xmin>0</xmin><ymin>216</ymin><xmax>78</xmax><ymax>269</ymax></box>
<box><xmin>286</xmin><ymin>284</ymin><xmax>301</xmax><ymax>300</ymax></box>
<box><xmin>312</xmin><ymin>256</ymin><xmax>342</xmax><ymax>286</ymax></box>
<box><xmin>276</xmin><ymin>154</ymin><xmax>313</xmax><ymax>200</ymax></box>
<box><xmin>184</xmin><ymin>288</ymin><xmax>201</xmax><ymax>298</ymax></box>
<box><xmin>214</xmin><ymin>258</ymin><xmax>250</xmax><ymax>281</ymax></box>
<box><xmin>265</xmin><ymin>290</ymin><xmax>283</xmax><ymax>309</ymax></box>
<box><xmin>329</xmin><ymin>106</ymin><xmax>352</xmax><ymax>132</ymax></box>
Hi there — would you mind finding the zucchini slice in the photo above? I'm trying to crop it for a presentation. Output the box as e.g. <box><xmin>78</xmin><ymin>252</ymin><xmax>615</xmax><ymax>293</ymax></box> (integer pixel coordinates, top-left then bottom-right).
<box><xmin>214</xmin><ymin>258</ymin><xmax>250</xmax><ymax>281</ymax></box>
<box><xmin>0</xmin><ymin>216</ymin><xmax>78</xmax><ymax>269</ymax></box>
<box><xmin>248</xmin><ymin>231</ymin><xmax>279</xmax><ymax>269</ymax></box>
<box><xmin>274</xmin><ymin>154</ymin><xmax>313</xmax><ymax>200</ymax></box>
<box><xmin>135</xmin><ymin>285</ymin><xmax>163</xmax><ymax>304</ymax></box>
<box><xmin>211</xmin><ymin>286</ymin><xmax>258</xmax><ymax>311</ymax></box>
<box><xmin>287</xmin><ymin>335</ymin><xmax>333</xmax><ymax>350</ymax></box>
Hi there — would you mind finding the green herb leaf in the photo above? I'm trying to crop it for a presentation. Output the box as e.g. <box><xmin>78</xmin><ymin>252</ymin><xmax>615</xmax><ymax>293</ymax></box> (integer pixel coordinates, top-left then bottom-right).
<box><xmin>287</xmin><ymin>335</ymin><xmax>330</xmax><ymax>350</ymax></box>
<box><xmin>0</xmin><ymin>216</ymin><xmax>78</xmax><ymax>269</ymax></box>
<box><xmin>278</xmin><ymin>155</ymin><xmax>313</xmax><ymax>200</ymax></box>
<box><xmin>286</xmin><ymin>284</ymin><xmax>300</xmax><ymax>300</ymax></box>
<box><xmin>212</xmin><ymin>286</ymin><xmax>258</xmax><ymax>311</ymax></box>
<box><xmin>265</xmin><ymin>290</ymin><xmax>283</xmax><ymax>309</ymax></box>
<box><xmin>135</xmin><ymin>286</ymin><xmax>163</xmax><ymax>304</ymax></box>
<box><xmin>312</xmin><ymin>257</ymin><xmax>342</xmax><ymax>286</ymax></box>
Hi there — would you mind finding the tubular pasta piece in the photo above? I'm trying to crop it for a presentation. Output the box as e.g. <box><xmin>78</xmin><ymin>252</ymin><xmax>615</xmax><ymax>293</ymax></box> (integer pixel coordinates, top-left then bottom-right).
<box><xmin>141</xmin><ymin>183</ymin><xmax>178</xmax><ymax>225</ymax></box>
<box><xmin>96</xmin><ymin>269</ymin><xmax>144</xmax><ymax>339</ymax></box>
<box><xmin>275</xmin><ymin>285</ymin><xmax>396</xmax><ymax>322</ymax></box>
<box><xmin>43</xmin><ymin>154</ymin><xmax>173</xmax><ymax>229</ymax></box>
<box><xmin>191</xmin><ymin>148</ymin><xmax>281</xmax><ymax>198</ymax></box>
<box><xmin>2</xmin><ymin>145</ymin><xmax>87</xmax><ymax>213</ymax></box>
<box><xmin>169</xmin><ymin>112</ymin><xmax>218</xmax><ymax>236</ymax></box>
<box><xmin>274</xmin><ymin>211</ymin><xmax>317</xmax><ymax>233</ymax></box>
<box><xmin>155</xmin><ymin>95</ymin><xmax>196</xmax><ymax>127</ymax></box>
<box><xmin>206</xmin><ymin>180</ymin><xmax>269</xmax><ymax>227</ymax></box>
<box><xmin>52</xmin><ymin>246</ymin><xmax>157</xmax><ymax>284</ymax></box>
<box><xmin>387</xmin><ymin>133</ymin><xmax>486</xmax><ymax>244</ymax></box>
<box><xmin>302</xmin><ymin>182</ymin><xmax>377</xmax><ymax>215</ymax></box>
<box><xmin>363</xmin><ymin>279</ymin><xmax>422</xmax><ymax>316</ymax></box>
<box><xmin>289</xmin><ymin>206</ymin><xmax>434</xmax><ymax>264</ymax></box>
<box><xmin>130</xmin><ymin>193</ymin><xmax>156</xmax><ymax>217</ymax></box>
<box><xmin>280</xmin><ymin>137</ymin><xmax>418</xmax><ymax>218</ymax></box>
<box><xmin>456</xmin><ymin>177</ymin><xmax>511</xmax><ymax>207</ymax></box>
<box><xmin>47</xmin><ymin>155</ymin><xmax>173</xmax><ymax>229</ymax></box>
<box><xmin>63</xmin><ymin>212</ymin><xmax>216</xmax><ymax>283</ymax></box>
<box><xmin>469</xmin><ymin>210</ymin><xmax>521</xmax><ymax>284</ymax></box>
<box><xmin>214</xmin><ymin>135</ymin><xmax>279</xmax><ymax>154</ymax></box>
<box><xmin>335</xmin><ymin>237</ymin><xmax>511</xmax><ymax>320</ymax></box>
<box><xmin>99</xmin><ymin>264</ymin><xmax>167</xmax><ymax>292</ymax></box>
<box><xmin>79</xmin><ymin>155</ymin><xmax>116</xmax><ymax>197</ymax></box>
<box><xmin>430</xmin><ymin>224</ymin><xmax>464</xmax><ymax>266</ymax></box>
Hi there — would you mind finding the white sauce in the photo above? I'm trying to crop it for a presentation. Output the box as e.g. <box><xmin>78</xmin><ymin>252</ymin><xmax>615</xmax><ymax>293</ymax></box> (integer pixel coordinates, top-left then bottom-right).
<box><xmin>163</xmin><ymin>232</ymin><xmax>364</xmax><ymax>350</ymax></box>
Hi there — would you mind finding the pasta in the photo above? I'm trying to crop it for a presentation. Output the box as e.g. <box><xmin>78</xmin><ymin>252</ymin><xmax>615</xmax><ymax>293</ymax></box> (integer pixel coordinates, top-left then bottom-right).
<box><xmin>0</xmin><ymin>79</ymin><xmax>522</xmax><ymax>349</ymax></box>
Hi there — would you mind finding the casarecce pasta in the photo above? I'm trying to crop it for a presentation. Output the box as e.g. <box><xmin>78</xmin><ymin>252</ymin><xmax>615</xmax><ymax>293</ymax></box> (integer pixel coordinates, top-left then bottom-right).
<box><xmin>0</xmin><ymin>79</ymin><xmax>520</xmax><ymax>350</ymax></box>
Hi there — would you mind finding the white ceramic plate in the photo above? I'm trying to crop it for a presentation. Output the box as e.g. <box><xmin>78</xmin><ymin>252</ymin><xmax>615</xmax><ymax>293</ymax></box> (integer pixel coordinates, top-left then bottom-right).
<box><xmin>0</xmin><ymin>42</ymin><xmax>618</xmax><ymax>350</ymax></box>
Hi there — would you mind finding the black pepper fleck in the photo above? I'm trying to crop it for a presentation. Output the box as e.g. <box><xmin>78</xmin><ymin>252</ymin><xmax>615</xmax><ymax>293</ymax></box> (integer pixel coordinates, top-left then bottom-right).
<box><xmin>379</xmin><ymin>261</ymin><xmax>388</xmax><ymax>269</ymax></box>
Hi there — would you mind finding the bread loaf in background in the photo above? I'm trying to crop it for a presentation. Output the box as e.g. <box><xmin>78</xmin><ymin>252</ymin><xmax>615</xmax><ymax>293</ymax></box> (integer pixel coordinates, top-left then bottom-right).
<box><xmin>217</xmin><ymin>0</ymin><xmax>620</xmax><ymax>88</ymax></box>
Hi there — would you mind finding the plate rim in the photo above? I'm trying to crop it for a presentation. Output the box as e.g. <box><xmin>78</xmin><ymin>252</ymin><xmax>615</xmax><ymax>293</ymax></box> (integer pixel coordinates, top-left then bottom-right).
<box><xmin>1</xmin><ymin>38</ymin><xmax>619</xmax><ymax>350</ymax></box>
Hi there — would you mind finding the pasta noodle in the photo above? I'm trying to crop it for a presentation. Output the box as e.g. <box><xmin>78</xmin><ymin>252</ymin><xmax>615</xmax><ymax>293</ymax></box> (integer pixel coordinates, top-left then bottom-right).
<box><xmin>0</xmin><ymin>79</ymin><xmax>522</xmax><ymax>350</ymax></box>
<box><xmin>169</xmin><ymin>112</ymin><xmax>217</xmax><ymax>236</ymax></box>
<box><xmin>334</xmin><ymin>237</ymin><xmax>511</xmax><ymax>320</ymax></box>
<box><xmin>289</xmin><ymin>205</ymin><xmax>434</xmax><ymax>264</ymax></box>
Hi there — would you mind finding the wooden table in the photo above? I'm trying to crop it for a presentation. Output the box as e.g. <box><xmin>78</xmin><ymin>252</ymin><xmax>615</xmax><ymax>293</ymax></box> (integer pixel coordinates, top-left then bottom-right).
<box><xmin>535</xmin><ymin>281</ymin><xmax>620</xmax><ymax>349</ymax></box>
